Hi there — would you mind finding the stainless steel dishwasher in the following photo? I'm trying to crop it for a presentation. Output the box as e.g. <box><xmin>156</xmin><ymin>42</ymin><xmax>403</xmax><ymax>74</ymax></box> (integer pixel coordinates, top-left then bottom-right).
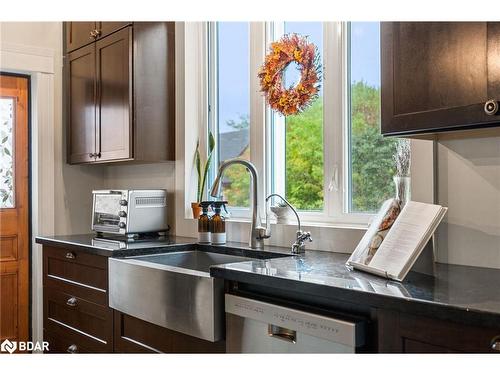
<box><xmin>225</xmin><ymin>294</ymin><xmax>365</xmax><ymax>353</ymax></box>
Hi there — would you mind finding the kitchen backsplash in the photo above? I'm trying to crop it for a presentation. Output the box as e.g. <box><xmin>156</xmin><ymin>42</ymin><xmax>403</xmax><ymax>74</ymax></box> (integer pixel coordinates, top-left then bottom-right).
<box><xmin>436</xmin><ymin>135</ymin><xmax>500</xmax><ymax>269</ymax></box>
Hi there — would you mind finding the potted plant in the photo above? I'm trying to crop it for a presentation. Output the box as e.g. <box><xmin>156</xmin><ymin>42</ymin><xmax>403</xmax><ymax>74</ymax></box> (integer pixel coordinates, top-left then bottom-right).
<box><xmin>192</xmin><ymin>132</ymin><xmax>215</xmax><ymax>219</ymax></box>
<box><xmin>270</xmin><ymin>201</ymin><xmax>295</xmax><ymax>224</ymax></box>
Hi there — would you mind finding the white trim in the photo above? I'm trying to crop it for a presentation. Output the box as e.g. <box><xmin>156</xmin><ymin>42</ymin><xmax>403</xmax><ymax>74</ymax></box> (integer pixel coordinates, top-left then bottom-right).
<box><xmin>181</xmin><ymin>21</ymin><xmax>434</xmax><ymax>249</ymax></box>
<box><xmin>1</xmin><ymin>42</ymin><xmax>57</xmax><ymax>351</ymax></box>
<box><xmin>0</xmin><ymin>42</ymin><xmax>56</xmax><ymax>74</ymax></box>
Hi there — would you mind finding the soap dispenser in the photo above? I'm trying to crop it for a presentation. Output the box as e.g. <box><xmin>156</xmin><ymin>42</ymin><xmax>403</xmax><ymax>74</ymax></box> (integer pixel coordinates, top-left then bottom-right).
<box><xmin>198</xmin><ymin>201</ymin><xmax>213</xmax><ymax>243</ymax></box>
<box><xmin>210</xmin><ymin>201</ymin><xmax>228</xmax><ymax>245</ymax></box>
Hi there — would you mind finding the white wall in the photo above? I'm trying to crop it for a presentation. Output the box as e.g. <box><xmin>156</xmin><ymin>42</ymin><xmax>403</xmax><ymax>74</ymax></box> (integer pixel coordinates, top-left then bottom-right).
<box><xmin>103</xmin><ymin>163</ymin><xmax>176</xmax><ymax>231</ymax></box>
<box><xmin>436</xmin><ymin>136</ymin><xmax>500</xmax><ymax>268</ymax></box>
<box><xmin>0</xmin><ymin>22</ymin><xmax>106</xmax><ymax>235</ymax></box>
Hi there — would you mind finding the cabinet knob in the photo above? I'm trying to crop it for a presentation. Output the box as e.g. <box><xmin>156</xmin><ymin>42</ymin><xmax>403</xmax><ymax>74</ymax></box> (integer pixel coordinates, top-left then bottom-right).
<box><xmin>67</xmin><ymin>344</ymin><xmax>78</xmax><ymax>354</ymax></box>
<box><xmin>492</xmin><ymin>336</ymin><xmax>500</xmax><ymax>352</ymax></box>
<box><xmin>118</xmin><ymin>222</ymin><xmax>126</xmax><ymax>229</ymax></box>
<box><xmin>90</xmin><ymin>29</ymin><xmax>101</xmax><ymax>39</ymax></box>
<box><xmin>484</xmin><ymin>99</ymin><xmax>499</xmax><ymax>115</ymax></box>
<box><xmin>89</xmin><ymin>153</ymin><xmax>95</xmax><ymax>158</ymax></box>
<box><xmin>65</xmin><ymin>252</ymin><xmax>76</xmax><ymax>260</ymax></box>
<box><xmin>66</xmin><ymin>297</ymin><xmax>78</xmax><ymax>307</ymax></box>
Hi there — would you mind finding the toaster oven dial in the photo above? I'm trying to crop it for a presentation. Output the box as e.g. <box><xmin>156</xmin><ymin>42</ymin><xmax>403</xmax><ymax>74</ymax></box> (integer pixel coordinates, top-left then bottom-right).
<box><xmin>119</xmin><ymin>199</ymin><xmax>128</xmax><ymax>206</ymax></box>
<box><xmin>118</xmin><ymin>222</ymin><xmax>126</xmax><ymax>229</ymax></box>
<box><xmin>118</xmin><ymin>211</ymin><xmax>127</xmax><ymax>218</ymax></box>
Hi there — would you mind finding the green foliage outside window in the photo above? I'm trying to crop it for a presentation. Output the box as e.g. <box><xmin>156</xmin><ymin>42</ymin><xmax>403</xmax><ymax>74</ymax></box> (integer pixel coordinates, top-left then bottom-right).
<box><xmin>350</xmin><ymin>81</ymin><xmax>397</xmax><ymax>212</ymax></box>
<box><xmin>220</xmin><ymin>81</ymin><xmax>397</xmax><ymax>212</ymax></box>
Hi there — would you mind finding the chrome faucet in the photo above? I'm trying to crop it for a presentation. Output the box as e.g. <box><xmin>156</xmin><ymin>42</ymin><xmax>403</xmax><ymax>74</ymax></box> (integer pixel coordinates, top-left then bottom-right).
<box><xmin>210</xmin><ymin>158</ymin><xmax>268</xmax><ymax>249</ymax></box>
<box><xmin>265</xmin><ymin>193</ymin><xmax>312</xmax><ymax>254</ymax></box>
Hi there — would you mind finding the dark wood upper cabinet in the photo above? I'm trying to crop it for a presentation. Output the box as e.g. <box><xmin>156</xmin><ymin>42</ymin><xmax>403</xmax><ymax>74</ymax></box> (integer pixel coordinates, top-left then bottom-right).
<box><xmin>64</xmin><ymin>22</ymin><xmax>175</xmax><ymax>165</ymax></box>
<box><xmin>65</xmin><ymin>22</ymin><xmax>131</xmax><ymax>53</ymax></box>
<box><xmin>65</xmin><ymin>22</ymin><xmax>96</xmax><ymax>53</ymax></box>
<box><xmin>381</xmin><ymin>22</ymin><xmax>500</xmax><ymax>136</ymax></box>
<box><xmin>97</xmin><ymin>22</ymin><xmax>131</xmax><ymax>39</ymax></box>
<box><xmin>95</xmin><ymin>28</ymin><xmax>132</xmax><ymax>161</ymax></box>
<box><xmin>67</xmin><ymin>44</ymin><xmax>97</xmax><ymax>164</ymax></box>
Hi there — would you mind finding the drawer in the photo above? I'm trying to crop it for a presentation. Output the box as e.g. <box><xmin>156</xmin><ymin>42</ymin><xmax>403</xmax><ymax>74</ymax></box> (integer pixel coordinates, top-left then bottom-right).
<box><xmin>44</xmin><ymin>287</ymin><xmax>113</xmax><ymax>344</ymax></box>
<box><xmin>45</xmin><ymin>314</ymin><xmax>111</xmax><ymax>353</ymax></box>
<box><xmin>43</xmin><ymin>246</ymin><xmax>108</xmax><ymax>304</ymax></box>
<box><xmin>44</xmin><ymin>329</ymin><xmax>101</xmax><ymax>354</ymax></box>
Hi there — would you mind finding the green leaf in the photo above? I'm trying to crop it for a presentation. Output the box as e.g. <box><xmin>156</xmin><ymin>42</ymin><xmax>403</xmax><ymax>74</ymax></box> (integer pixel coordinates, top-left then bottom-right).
<box><xmin>195</xmin><ymin>141</ymin><xmax>202</xmax><ymax>202</ymax></box>
<box><xmin>4</xmin><ymin>148</ymin><xmax>11</xmax><ymax>156</ymax></box>
<box><xmin>208</xmin><ymin>131</ymin><xmax>215</xmax><ymax>155</ymax></box>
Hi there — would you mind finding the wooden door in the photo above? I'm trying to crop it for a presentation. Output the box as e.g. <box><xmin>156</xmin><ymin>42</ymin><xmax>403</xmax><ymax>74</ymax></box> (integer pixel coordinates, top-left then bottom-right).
<box><xmin>97</xmin><ymin>22</ymin><xmax>131</xmax><ymax>38</ymax></box>
<box><xmin>67</xmin><ymin>43</ymin><xmax>97</xmax><ymax>164</ymax></box>
<box><xmin>381</xmin><ymin>22</ymin><xmax>500</xmax><ymax>136</ymax></box>
<box><xmin>65</xmin><ymin>22</ymin><xmax>97</xmax><ymax>53</ymax></box>
<box><xmin>0</xmin><ymin>74</ymin><xmax>29</xmax><ymax>347</ymax></box>
<box><xmin>95</xmin><ymin>27</ymin><xmax>132</xmax><ymax>162</ymax></box>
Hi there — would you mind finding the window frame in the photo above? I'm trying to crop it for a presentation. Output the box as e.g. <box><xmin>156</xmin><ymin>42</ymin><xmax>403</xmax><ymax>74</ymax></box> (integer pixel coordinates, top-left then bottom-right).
<box><xmin>205</xmin><ymin>21</ymin><xmax>385</xmax><ymax>226</ymax></box>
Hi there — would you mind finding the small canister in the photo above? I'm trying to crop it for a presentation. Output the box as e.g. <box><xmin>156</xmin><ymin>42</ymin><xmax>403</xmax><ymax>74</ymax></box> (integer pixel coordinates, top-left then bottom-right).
<box><xmin>198</xmin><ymin>201</ymin><xmax>213</xmax><ymax>243</ymax></box>
<box><xmin>210</xmin><ymin>201</ymin><xmax>228</xmax><ymax>245</ymax></box>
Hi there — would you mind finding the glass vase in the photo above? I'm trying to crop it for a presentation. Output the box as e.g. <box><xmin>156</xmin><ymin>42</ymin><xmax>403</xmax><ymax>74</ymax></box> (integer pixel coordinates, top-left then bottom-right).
<box><xmin>394</xmin><ymin>176</ymin><xmax>411</xmax><ymax>208</ymax></box>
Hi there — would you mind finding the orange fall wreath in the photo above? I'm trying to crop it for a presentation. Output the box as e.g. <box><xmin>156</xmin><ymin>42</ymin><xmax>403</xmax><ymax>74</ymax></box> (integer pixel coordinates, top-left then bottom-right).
<box><xmin>258</xmin><ymin>33</ymin><xmax>321</xmax><ymax>116</ymax></box>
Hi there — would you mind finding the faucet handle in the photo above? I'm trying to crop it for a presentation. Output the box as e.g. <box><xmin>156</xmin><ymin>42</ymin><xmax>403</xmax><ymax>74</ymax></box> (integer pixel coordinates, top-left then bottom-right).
<box><xmin>256</xmin><ymin>226</ymin><xmax>271</xmax><ymax>240</ymax></box>
<box><xmin>291</xmin><ymin>231</ymin><xmax>312</xmax><ymax>254</ymax></box>
<box><xmin>296</xmin><ymin>230</ymin><xmax>312</xmax><ymax>242</ymax></box>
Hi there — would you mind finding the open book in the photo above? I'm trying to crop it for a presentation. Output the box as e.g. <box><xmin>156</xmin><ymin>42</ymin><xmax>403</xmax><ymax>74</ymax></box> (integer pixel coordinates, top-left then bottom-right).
<box><xmin>346</xmin><ymin>200</ymin><xmax>447</xmax><ymax>282</ymax></box>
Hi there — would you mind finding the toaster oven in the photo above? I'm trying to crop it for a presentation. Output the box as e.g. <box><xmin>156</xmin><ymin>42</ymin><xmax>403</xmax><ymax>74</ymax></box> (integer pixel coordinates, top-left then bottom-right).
<box><xmin>92</xmin><ymin>189</ymin><xmax>168</xmax><ymax>236</ymax></box>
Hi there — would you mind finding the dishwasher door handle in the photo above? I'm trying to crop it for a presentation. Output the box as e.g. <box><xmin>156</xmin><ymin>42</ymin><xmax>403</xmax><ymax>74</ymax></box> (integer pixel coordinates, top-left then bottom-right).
<box><xmin>268</xmin><ymin>324</ymin><xmax>297</xmax><ymax>344</ymax></box>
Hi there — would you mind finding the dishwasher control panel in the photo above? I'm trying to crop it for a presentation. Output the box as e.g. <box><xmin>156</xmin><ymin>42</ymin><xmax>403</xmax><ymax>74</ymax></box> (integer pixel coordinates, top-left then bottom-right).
<box><xmin>225</xmin><ymin>294</ymin><xmax>365</xmax><ymax>351</ymax></box>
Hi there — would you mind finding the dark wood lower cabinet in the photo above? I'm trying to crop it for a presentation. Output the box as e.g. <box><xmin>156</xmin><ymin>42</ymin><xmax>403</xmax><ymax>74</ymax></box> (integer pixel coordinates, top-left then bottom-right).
<box><xmin>42</xmin><ymin>245</ymin><xmax>225</xmax><ymax>354</ymax></box>
<box><xmin>378</xmin><ymin>309</ymin><xmax>500</xmax><ymax>353</ymax></box>
<box><xmin>113</xmin><ymin>311</ymin><xmax>226</xmax><ymax>353</ymax></box>
<box><xmin>42</xmin><ymin>245</ymin><xmax>500</xmax><ymax>354</ymax></box>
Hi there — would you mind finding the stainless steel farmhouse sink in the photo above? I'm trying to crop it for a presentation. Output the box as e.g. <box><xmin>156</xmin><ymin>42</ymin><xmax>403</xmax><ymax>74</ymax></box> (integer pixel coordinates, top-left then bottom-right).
<box><xmin>109</xmin><ymin>250</ymin><xmax>253</xmax><ymax>342</ymax></box>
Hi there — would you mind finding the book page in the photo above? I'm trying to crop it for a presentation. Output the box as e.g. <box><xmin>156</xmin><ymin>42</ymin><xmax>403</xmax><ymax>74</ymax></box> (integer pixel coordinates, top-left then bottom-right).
<box><xmin>368</xmin><ymin>201</ymin><xmax>443</xmax><ymax>278</ymax></box>
<box><xmin>348</xmin><ymin>198</ymin><xmax>401</xmax><ymax>266</ymax></box>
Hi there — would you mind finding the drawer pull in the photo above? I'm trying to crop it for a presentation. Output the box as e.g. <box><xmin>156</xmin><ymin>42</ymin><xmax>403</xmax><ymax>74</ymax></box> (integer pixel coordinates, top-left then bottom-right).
<box><xmin>268</xmin><ymin>324</ymin><xmax>296</xmax><ymax>344</ymax></box>
<box><xmin>65</xmin><ymin>252</ymin><xmax>76</xmax><ymax>260</ymax></box>
<box><xmin>492</xmin><ymin>337</ymin><xmax>500</xmax><ymax>352</ymax></box>
<box><xmin>66</xmin><ymin>297</ymin><xmax>78</xmax><ymax>307</ymax></box>
<box><xmin>67</xmin><ymin>344</ymin><xmax>78</xmax><ymax>354</ymax></box>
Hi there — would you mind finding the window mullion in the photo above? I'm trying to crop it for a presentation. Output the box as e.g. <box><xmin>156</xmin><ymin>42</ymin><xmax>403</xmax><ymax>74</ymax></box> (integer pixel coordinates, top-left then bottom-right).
<box><xmin>323</xmin><ymin>22</ymin><xmax>344</xmax><ymax>218</ymax></box>
<box><xmin>207</xmin><ymin>22</ymin><xmax>219</xmax><ymax>193</ymax></box>
<box><xmin>249</xmin><ymin>22</ymin><xmax>267</xmax><ymax>220</ymax></box>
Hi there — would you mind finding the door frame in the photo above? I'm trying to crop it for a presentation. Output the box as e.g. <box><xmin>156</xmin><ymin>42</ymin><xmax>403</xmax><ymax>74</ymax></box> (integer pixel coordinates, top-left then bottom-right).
<box><xmin>0</xmin><ymin>40</ymin><xmax>57</xmax><ymax>349</ymax></box>
<box><xmin>0</xmin><ymin>72</ymin><xmax>31</xmax><ymax>343</ymax></box>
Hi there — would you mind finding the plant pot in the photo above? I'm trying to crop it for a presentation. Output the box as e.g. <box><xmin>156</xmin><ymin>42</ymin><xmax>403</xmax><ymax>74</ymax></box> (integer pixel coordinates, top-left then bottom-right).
<box><xmin>270</xmin><ymin>205</ymin><xmax>295</xmax><ymax>225</ymax></box>
<box><xmin>191</xmin><ymin>202</ymin><xmax>202</xmax><ymax>219</ymax></box>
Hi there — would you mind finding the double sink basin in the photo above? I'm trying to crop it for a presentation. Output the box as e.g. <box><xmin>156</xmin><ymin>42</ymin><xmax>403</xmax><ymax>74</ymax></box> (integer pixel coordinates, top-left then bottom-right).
<box><xmin>109</xmin><ymin>248</ymin><xmax>285</xmax><ymax>342</ymax></box>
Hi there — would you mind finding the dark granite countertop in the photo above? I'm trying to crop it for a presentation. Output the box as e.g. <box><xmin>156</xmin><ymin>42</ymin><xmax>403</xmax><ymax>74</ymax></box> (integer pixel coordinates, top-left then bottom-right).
<box><xmin>36</xmin><ymin>234</ymin><xmax>500</xmax><ymax>327</ymax></box>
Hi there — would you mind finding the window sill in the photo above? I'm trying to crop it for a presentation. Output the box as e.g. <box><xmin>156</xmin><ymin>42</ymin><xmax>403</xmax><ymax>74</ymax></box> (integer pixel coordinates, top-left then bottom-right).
<box><xmin>185</xmin><ymin>215</ymin><xmax>368</xmax><ymax>231</ymax></box>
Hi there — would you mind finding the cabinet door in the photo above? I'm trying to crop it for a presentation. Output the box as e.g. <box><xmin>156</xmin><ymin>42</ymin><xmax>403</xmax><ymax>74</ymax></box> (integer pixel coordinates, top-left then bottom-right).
<box><xmin>67</xmin><ymin>44</ymin><xmax>97</xmax><ymax>164</ymax></box>
<box><xmin>65</xmin><ymin>22</ymin><xmax>97</xmax><ymax>52</ymax></box>
<box><xmin>95</xmin><ymin>27</ymin><xmax>133</xmax><ymax>162</ymax></box>
<box><xmin>378</xmin><ymin>309</ymin><xmax>500</xmax><ymax>353</ymax></box>
<box><xmin>381</xmin><ymin>22</ymin><xmax>500</xmax><ymax>136</ymax></box>
<box><xmin>97</xmin><ymin>22</ymin><xmax>131</xmax><ymax>38</ymax></box>
<box><xmin>113</xmin><ymin>311</ymin><xmax>226</xmax><ymax>353</ymax></box>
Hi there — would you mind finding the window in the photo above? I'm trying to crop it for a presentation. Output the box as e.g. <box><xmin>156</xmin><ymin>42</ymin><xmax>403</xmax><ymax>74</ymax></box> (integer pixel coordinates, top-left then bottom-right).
<box><xmin>271</xmin><ymin>22</ymin><xmax>324</xmax><ymax>212</ymax></box>
<box><xmin>0</xmin><ymin>97</ymin><xmax>15</xmax><ymax>208</ymax></box>
<box><xmin>205</xmin><ymin>22</ymin><xmax>407</xmax><ymax>224</ymax></box>
<box><xmin>348</xmin><ymin>22</ymin><xmax>398</xmax><ymax>213</ymax></box>
<box><xmin>208</xmin><ymin>22</ymin><xmax>251</xmax><ymax>210</ymax></box>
